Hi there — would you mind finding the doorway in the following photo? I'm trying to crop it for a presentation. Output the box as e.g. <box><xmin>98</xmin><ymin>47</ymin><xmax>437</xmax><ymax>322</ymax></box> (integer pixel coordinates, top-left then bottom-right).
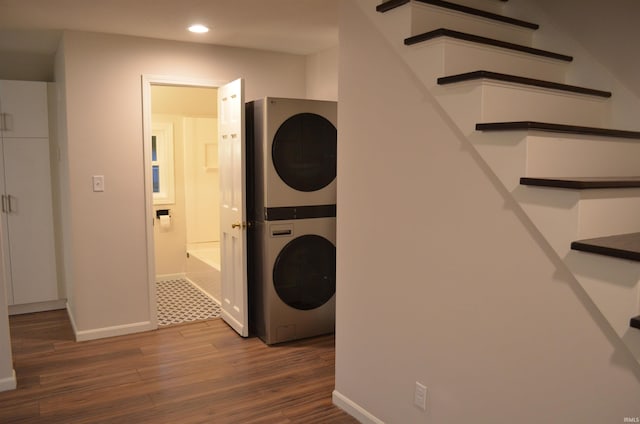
<box><xmin>142</xmin><ymin>76</ymin><xmax>248</xmax><ymax>334</ymax></box>
<box><xmin>142</xmin><ymin>77</ymin><xmax>223</xmax><ymax>328</ymax></box>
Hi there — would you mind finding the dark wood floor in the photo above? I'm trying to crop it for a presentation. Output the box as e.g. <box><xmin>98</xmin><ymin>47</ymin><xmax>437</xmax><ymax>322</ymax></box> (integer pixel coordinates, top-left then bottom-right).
<box><xmin>1</xmin><ymin>310</ymin><xmax>357</xmax><ymax>423</ymax></box>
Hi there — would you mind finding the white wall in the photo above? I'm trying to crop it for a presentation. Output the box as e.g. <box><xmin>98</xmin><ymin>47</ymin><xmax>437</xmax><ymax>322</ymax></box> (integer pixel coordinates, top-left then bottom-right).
<box><xmin>58</xmin><ymin>30</ymin><xmax>307</xmax><ymax>339</ymax></box>
<box><xmin>333</xmin><ymin>2</ymin><xmax>640</xmax><ymax>422</ymax></box>
<box><xmin>306</xmin><ymin>46</ymin><xmax>339</xmax><ymax>101</ymax></box>
<box><xmin>183</xmin><ymin>117</ymin><xmax>219</xmax><ymax>246</ymax></box>
<box><xmin>508</xmin><ymin>0</ymin><xmax>640</xmax><ymax>100</ymax></box>
<box><xmin>53</xmin><ymin>38</ymin><xmax>74</xmax><ymax>314</ymax></box>
<box><xmin>502</xmin><ymin>0</ymin><xmax>640</xmax><ymax>131</ymax></box>
<box><xmin>0</xmin><ymin>244</ymin><xmax>14</xmax><ymax>391</ymax></box>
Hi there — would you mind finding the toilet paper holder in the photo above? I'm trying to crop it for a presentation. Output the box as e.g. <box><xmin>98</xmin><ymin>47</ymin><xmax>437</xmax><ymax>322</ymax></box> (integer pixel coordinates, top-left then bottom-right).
<box><xmin>156</xmin><ymin>209</ymin><xmax>171</xmax><ymax>219</ymax></box>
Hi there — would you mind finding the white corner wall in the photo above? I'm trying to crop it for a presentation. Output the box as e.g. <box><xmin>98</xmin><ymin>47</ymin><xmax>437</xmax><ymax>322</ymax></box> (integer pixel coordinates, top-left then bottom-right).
<box><xmin>306</xmin><ymin>46</ymin><xmax>339</xmax><ymax>101</ymax></box>
<box><xmin>0</xmin><ymin>259</ymin><xmax>15</xmax><ymax>392</ymax></box>
<box><xmin>59</xmin><ymin>30</ymin><xmax>307</xmax><ymax>339</ymax></box>
<box><xmin>53</xmin><ymin>35</ymin><xmax>75</xmax><ymax>316</ymax></box>
<box><xmin>334</xmin><ymin>1</ymin><xmax>640</xmax><ymax>423</ymax></box>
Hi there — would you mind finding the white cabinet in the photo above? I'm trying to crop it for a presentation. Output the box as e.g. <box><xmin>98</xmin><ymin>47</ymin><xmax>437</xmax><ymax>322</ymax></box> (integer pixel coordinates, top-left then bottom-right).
<box><xmin>0</xmin><ymin>80</ymin><xmax>49</xmax><ymax>138</ymax></box>
<box><xmin>0</xmin><ymin>80</ymin><xmax>58</xmax><ymax>306</ymax></box>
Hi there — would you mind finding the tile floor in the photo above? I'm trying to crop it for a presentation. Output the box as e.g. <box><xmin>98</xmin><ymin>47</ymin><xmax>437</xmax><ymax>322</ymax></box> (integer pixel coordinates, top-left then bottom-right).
<box><xmin>156</xmin><ymin>278</ymin><xmax>221</xmax><ymax>327</ymax></box>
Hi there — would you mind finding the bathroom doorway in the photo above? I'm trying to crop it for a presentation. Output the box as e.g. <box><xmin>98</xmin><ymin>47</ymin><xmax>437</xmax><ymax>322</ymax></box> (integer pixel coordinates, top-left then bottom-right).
<box><xmin>142</xmin><ymin>76</ymin><xmax>248</xmax><ymax>333</ymax></box>
<box><xmin>144</xmin><ymin>79</ymin><xmax>222</xmax><ymax>326</ymax></box>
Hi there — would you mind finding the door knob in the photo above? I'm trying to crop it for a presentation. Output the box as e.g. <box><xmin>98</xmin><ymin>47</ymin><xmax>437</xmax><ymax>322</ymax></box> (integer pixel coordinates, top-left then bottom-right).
<box><xmin>231</xmin><ymin>222</ymin><xmax>243</xmax><ymax>229</ymax></box>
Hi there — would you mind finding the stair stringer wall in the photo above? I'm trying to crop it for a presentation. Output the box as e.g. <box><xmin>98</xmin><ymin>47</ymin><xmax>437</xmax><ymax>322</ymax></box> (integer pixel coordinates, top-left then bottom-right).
<box><xmin>366</xmin><ymin>0</ymin><xmax>640</xmax><ymax>361</ymax></box>
<box><xmin>334</xmin><ymin>1</ymin><xmax>640</xmax><ymax>423</ymax></box>
<box><xmin>428</xmin><ymin>0</ymin><xmax>640</xmax><ymax>360</ymax></box>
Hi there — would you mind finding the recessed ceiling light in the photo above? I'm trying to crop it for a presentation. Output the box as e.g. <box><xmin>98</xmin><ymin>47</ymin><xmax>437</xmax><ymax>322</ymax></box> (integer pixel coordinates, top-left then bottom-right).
<box><xmin>188</xmin><ymin>24</ymin><xmax>209</xmax><ymax>34</ymax></box>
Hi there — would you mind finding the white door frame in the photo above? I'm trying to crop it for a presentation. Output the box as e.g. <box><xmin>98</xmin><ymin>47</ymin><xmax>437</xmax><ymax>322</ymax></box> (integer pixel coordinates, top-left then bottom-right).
<box><xmin>141</xmin><ymin>75</ymin><xmax>227</xmax><ymax>329</ymax></box>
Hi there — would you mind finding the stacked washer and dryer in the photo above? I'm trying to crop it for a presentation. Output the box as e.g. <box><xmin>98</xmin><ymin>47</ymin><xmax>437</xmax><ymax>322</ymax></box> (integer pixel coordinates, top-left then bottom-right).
<box><xmin>247</xmin><ymin>97</ymin><xmax>337</xmax><ymax>345</ymax></box>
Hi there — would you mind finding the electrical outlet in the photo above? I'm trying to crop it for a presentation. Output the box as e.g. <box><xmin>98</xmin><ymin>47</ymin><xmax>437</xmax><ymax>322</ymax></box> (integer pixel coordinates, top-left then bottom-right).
<box><xmin>414</xmin><ymin>382</ymin><xmax>427</xmax><ymax>411</ymax></box>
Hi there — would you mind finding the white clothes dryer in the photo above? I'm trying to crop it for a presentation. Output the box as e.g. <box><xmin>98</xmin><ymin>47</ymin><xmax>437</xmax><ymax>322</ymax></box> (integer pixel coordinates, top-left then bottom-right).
<box><xmin>251</xmin><ymin>217</ymin><xmax>336</xmax><ymax>344</ymax></box>
<box><xmin>248</xmin><ymin>97</ymin><xmax>337</xmax><ymax>220</ymax></box>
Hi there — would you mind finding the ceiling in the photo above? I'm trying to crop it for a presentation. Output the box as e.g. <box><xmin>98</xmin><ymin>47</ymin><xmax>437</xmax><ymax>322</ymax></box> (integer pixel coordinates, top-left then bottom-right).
<box><xmin>0</xmin><ymin>0</ymin><xmax>340</xmax><ymax>56</ymax></box>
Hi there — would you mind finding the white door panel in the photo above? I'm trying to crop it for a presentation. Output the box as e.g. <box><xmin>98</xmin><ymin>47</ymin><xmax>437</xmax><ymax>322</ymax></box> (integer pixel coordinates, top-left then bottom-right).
<box><xmin>218</xmin><ymin>78</ymin><xmax>248</xmax><ymax>337</ymax></box>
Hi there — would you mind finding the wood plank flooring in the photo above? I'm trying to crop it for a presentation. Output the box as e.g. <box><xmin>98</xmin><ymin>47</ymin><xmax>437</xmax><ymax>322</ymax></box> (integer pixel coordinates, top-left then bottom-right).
<box><xmin>1</xmin><ymin>310</ymin><xmax>357</xmax><ymax>423</ymax></box>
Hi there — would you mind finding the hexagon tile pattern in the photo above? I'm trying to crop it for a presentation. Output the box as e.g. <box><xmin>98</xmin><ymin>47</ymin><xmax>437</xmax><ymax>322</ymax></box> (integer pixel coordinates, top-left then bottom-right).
<box><xmin>156</xmin><ymin>278</ymin><xmax>221</xmax><ymax>327</ymax></box>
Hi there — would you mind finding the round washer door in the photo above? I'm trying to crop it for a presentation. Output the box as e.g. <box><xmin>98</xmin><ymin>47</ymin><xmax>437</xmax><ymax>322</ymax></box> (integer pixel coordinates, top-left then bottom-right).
<box><xmin>273</xmin><ymin>234</ymin><xmax>336</xmax><ymax>310</ymax></box>
<box><xmin>272</xmin><ymin>113</ymin><xmax>337</xmax><ymax>192</ymax></box>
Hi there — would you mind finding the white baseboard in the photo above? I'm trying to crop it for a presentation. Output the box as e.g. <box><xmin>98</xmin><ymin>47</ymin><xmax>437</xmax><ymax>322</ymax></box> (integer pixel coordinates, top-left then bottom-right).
<box><xmin>67</xmin><ymin>302</ymin><xmax>155</xmax><ymax>342</ymax></box>
<box><xmin>8</xmin><ymin>299</ymin><xmax>67</xmax><ymax>315</ymax></box>
<box><xmin>333</xmin><ymin>390</ymin><xmax>385</xmax><ymax>424</ymax></box>
<box><xmin>156</xmin><ymin>273</ymin><xmax>186</xmax><ymax>281</ymax></box>
<box><xmin>0</xmin><ymin>370</ymin><xmax>16</xmax><ymax>392</ymax></box>
<box><xmin>74</xmin><ymin>320</ymin><xmax>155</xmax><ymax>342</ymax></box>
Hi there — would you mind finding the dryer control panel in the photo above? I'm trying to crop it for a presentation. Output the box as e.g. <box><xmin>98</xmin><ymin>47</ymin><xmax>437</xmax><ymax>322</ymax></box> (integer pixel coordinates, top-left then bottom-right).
<box><xmin>270</xmin><ymin>223</ymin><xmax>293</xmax><ymax>238</ymax></box>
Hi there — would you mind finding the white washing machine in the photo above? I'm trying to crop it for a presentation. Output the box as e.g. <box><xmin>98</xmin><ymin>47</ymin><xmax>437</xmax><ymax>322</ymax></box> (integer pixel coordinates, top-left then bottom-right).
<box><xmin>251</xmin><ymin>217</ymin><xmax>336</xmax><ymax>344</ymax></box>
<box><xmin>249</xmin><ymin>97</ymin><xmax>337</xmax><ymax>220</ymax></box>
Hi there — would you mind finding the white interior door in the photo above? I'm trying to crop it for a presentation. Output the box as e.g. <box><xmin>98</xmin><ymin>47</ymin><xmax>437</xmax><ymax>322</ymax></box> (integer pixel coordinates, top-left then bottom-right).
<box><xmin>218</xmin><ymin>78</ymin><xmax>248</xmax><ymax>336</ymax></box>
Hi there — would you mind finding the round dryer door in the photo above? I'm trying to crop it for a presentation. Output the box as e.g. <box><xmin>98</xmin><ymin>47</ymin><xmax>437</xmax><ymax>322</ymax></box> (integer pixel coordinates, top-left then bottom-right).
<box><xmin>272</xmin><ymin>113</ymin><xmax>337</xmax><ymax>192</ymax></box>
<box><xmin>273</xmin><ymin>234</ymin><xmax>336</xmax><ymax>311</ymax></box>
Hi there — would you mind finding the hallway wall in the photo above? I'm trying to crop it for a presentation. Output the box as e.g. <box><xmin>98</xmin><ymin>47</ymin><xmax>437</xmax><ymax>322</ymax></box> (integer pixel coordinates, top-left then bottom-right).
<box><xmin>57</xmin><ymin>30</ymin><xmax>309</xmax><ymax>339</ymax></box>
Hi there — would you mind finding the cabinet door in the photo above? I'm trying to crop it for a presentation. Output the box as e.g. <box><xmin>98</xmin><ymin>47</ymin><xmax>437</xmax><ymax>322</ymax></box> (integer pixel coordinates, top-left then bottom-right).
<box><xmin>0</xmin><ymin>80</ymin><xmax>49</xmax><ymax>138</ymax></box>
<box><xmin>3</xmin><ymin>138</ymin><xmax>58</xmax><ymax>304</ymax></box>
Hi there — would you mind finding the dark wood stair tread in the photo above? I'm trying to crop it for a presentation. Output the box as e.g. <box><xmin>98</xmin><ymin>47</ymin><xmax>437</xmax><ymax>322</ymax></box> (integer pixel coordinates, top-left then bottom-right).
<box><xmin>571</xmin><ymin>233</ymin><xmax>640</xmax><ymax>262</ymax></box>
<box><xmin>476</xmin><ymin>122</ymin><xmax>640</xmax><ymax>139</ymax></box>
<box><xmin>520</xmin><ymin>177</ymin><xmax>640</xmax><ymax>189</ymax></box>
<box><xmin>377</xmin><ymin>0</ymin><xmax>537</xmax><ymax>29</ymax></box>
<box><xmin>438</xmin><ymin>71</ymin><xmax>611</xmax><ymax>98</ymax></box>
<box><xmin>631</xmin><ymin>316</ymin><xmax>640</xmax><ymax>330</ymax></box>
<box><xmin>405</xmin><ymin>29</ymin><xmax>572</xmax><ymax>62</ymax></box>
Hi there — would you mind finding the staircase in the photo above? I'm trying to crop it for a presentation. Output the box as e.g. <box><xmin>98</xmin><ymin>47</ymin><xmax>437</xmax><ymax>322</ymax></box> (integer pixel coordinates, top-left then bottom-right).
<box><xmin>376</xmin><ymin>0</ymin><xmax>640</xmax><ymax>361</ymax></box>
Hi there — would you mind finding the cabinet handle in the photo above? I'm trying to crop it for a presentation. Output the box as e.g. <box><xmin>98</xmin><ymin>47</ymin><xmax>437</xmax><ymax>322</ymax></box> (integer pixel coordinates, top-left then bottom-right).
<box><xmin>7</xmin><ymin>195</ymin><xmax>13</xmax><ymax>213</ymax></box>
<box><xmin>1</xmin><ymin>195</ymin><xmax>5</xmax><ymax>213</ymax></box>
<box><xmin>0</xmin><ymin>113</ymin><xmax>8</xmax><ymax>132</ymax></box>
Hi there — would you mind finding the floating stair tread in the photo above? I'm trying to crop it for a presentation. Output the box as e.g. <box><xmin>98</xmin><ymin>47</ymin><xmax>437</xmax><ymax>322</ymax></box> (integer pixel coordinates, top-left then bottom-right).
<box><xmin>631</xmin><ymin>316</ymin><xmax>640</xmax><ymax>330</ymax></box>
<box><xmin>520</xmin><ymin>177</ymin><xmax>640</xmax><ymax>189</ymax></box>
<box><xmin>438</xmin><ymin>71</ymin><xmax>611</xmax><ymax>98</ymax></box>
<box><xmin>405</xmin><ymin>29</ymin><xmax>572</xmax><ymax>62</ymax></box>
<box><xmin>377</xmin><ymin>0</ymin><xmax>537</xmax><ymax>29</ymax></box>
<box><xmin>476</xmin><ymin>122</ymin><xmax>640</xmax><ymax>139</ymax></box>
<box><xmin>571</xmin><ymin>233</ymin><xmax>640</xmax><ymax>262</ymax></box>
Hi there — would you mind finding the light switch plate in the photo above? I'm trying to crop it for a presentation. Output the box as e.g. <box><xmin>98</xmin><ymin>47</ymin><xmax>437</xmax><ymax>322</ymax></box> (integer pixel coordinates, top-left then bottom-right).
<box><xmin>414</xmin><ymin>382</ymin><xmax>427</xmax><ymax>411</ymax></box>
<box><xmin>92</xmin><ymin>175</ymin><xmax>105</xmax><ymax>192</ymax></box>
